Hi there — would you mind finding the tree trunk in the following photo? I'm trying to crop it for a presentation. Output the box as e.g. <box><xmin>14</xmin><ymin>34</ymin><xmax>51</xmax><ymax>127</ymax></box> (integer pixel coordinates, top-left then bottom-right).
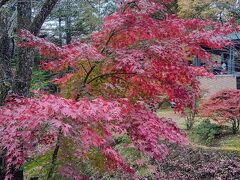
<box><xmin>65</xmin><ymin>0</ymin><xmax>72</xmax><ymax>44</ymax></box>
<box><xmin>0</xmin><ymin>33</ymin><xmax>12</xmax><ymax>105</ymax></box>
<box><xmin>232</xmin><ymin>119</ymin><xmax>238</xmax><ymax>134</ymax></box>
<box><xmin>0</xmin><ymin>10</ymin><xmax>13</xmax><ymax>105</ymax></box>
<box><xmin>0</xmin><ymin>0</ymin><xmax>32</xmax><ymax>178</ymax></box>
<box><xmin>47</xmin><ymin>129</ymin><xmax>62</xmax><ymax>180</ymax></box>
<box><xmin>13</xmin><ymin>48</ymin><xmax>34</xmax><ymax>96</ymax></box>
<box><xmin>236</xmin><ymin>119</ymin><xmax>240</xmax><ymax>132</ymax></box>
<box><xmin>186</xmin><ymin>117</ymin><xmax>194</xmax><ymax>130</ymax></box>
<box><xmin>13</xmin><ymin>0</ymin><xmax>59</xmax><ymax>96</ymax></box>
<box><xmin>0</xmin><ymin>151</ymin><xmax>23</xmax><ymax>180</ymax></box>
<box><xmin>0</xmin><ymin>151</ymin><xmax>4</xmax><ymax>179</ymax></box>
<box><xmin>13</xmin><ymin>170</ymin><xmax>24</xmax><ymax>180</ymax></box>
<box><xmin>13</xmin><ymin>0</ymin><xmax>33</xmax><ymax>96</ymax></box>
<box><xmin>30</xmin><ymin>0</ymin><xmax>59</xmax><ymax>36</ymax></box>
<box><xmin>1</xmin><ymin>0</ymin><xmax>59</xmax><ymax>178</ymax></box>
<box><xmin>65</xmin><ymin>16</ymin><xmax>72</xmax><ymax>44</ymax></box>
<box><xmin>58</xmin><ymin>17</ymin><xmax>62</xmax><ymax>46</ymax></box>
<box><xmin>185</xmin><ymin>107</ymin><xmax>197</xmax><ymax>130</ymax></box>
<box><xmin>0</xmin><ymin>10</ymin><xmax>14</xmax><ymax>179</ymax></box>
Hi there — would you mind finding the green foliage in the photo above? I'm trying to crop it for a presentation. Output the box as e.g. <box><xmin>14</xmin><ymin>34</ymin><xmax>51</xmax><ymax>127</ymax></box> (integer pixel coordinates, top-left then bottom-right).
<box><xmin>115</xmin><ymin>135</ymin><xmax>141</xmax><ymax>165</ymax></box>
<box><xmin>88</xmin><ymin>148</ymin><xmax>110</xmax><ymax>173</ymax></box>
<box><xmin>114</xmin><ymin>135</ymin><xmax>153</xmax><ymax>177</ymax></box>
<box><xmin>115</xmin><ymin>135</ymin><xmax>132</xmax><ymax>144</ymax></box>
<box><xmin>74</xmin><ymin>6</ymin><xmax>103</xmax><ymax>37</ymax></box>
<box><xmin>218</xmin><ymin>134</ymin><xmax>240</xmax><ymax>152</ymax></box>
<box><xmin>191</xmin><ymin>119</ymin><xmax>222</xmax><ymax>145</ymax></box>
<box><xmin>24</xmin><ymin>153</ymin><xmax>52</xmax><ymax>179</ymax></box>
<box><xmin>178</xmin><ymin>0</ymin><xmax>235</xmax><ymax>20</ymax></box>
<box><xmin>31</xmin><ymin>69</ymin><xmax>51</xmax><ymax>90</ymax></box>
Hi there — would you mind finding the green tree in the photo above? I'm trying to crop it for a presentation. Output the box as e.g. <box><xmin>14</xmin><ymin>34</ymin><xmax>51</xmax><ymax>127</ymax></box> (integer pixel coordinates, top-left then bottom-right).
<box><xmin>178</xmin><ymin>0</ymin><xmax>236</xmax><ymax>21</ymax></box>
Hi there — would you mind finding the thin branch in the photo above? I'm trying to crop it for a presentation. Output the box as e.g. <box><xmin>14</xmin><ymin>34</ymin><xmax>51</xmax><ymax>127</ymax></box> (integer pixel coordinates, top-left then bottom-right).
<box><xmin>111</xmin><ymin>75</ymin><xmax>129</xmax><ymax>83</ymax></box>
<box><xmin>87</xmin><ymin>59</ymin><xmax>92</xmax><ymax>69</ymax></box>
<box><xmin>100</xmin><ymin>30</ymin><xmax>115</xmax><ymax>53</ymax></box>
<box><xmin>87</xmin><ymin>72</ymin><xmax>135</xmax><ymax>84</ymax></box>
<box><xmin>83</xmin><ymin>65</ymin><xmax>96</xmax><ymax>85</ymax></box>
<box><xmin>81</xmin><ymin>30</ymin><xmax>116</xmax><ymax>84</ymax></box>
<box><xmin>80</xmin><ymin>63</ymin><xmax>88</xmax><ymax>74</ymax></box>
<box><xmin>47</xmin><ymin>128</ymin><xmax>62</xmax><ymax>180</ymax></box>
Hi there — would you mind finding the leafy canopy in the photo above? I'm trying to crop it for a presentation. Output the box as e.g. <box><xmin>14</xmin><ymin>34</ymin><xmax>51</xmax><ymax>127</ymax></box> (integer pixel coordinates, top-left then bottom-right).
<box><xmin>0</xmin><ymin>0</ymin><xmax>237</xmax><ymax>178</ymax></box>
<box><xmin>201</xmin><ymin>89</ymin><xmax>240</xmax><ymax>123</ymax></box>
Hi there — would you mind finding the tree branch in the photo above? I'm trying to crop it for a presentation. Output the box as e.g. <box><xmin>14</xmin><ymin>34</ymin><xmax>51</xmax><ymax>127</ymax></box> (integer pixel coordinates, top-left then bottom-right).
<box><xmin>81</xmin><ymin>30</ymin><xmax>117</xmax><ymax>85</ymax></box>
<box><xmin>80</xmin><ymin>63</ymin><xmax>88</xmax><ymax>74</ymax></box>
<box><xmin>101</xmin><ymin>30</ymin><xmax>115</xmax><ymax>53</ymax></box>
<box><xmin>87</xmin><ymin>72</ymin><xmax>135</xmax><ymax>84</ymax></box>
<box><xmin>83</xmin><ymin>65</ymin><xmax>96</xmax><ymax>84</ymax></box>
<box><xmin>0</xmin><ymin>0</ymin><xmax>9</xmax><ymax>8</ymax></box>
<box><xmin>47</xmin><ymin>128</ymin><xmax>62</xmax><ymax>180</ymax></box>
<box><xmin>30</xmin><ymin>0</ymin><xmax>59</xmax><ymax>35</ymax></box>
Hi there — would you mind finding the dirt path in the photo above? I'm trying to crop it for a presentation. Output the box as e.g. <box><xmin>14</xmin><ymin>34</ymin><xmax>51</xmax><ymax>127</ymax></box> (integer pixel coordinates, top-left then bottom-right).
<box><xmin>192</xmin><ymin>144</ymin><xmax>240</xmax><ymax>152</ymax></box>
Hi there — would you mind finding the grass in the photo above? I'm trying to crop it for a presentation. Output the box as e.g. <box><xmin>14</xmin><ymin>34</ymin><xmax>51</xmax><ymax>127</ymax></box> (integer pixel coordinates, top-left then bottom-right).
<box><xmin>157</xmin><ymin>108</ymin><xmax>186</xmax><ymax>129</ymax></box>
<box><xmin>217</xmin><ymin>134</ymin><xmax>240</xmax><ymax>152</ymax></box>
<box><xmin>157</xmin><ymin>108</ymin><xmax>240</xmax><ymax>155</ymax></box>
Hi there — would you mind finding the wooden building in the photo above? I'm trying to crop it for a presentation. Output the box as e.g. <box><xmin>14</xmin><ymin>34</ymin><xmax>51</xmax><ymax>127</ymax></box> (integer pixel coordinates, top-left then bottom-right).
<box><xmin>195</xmin><ymin>32</ymin><xmax>240</xmax><ymax>98</ymax></box>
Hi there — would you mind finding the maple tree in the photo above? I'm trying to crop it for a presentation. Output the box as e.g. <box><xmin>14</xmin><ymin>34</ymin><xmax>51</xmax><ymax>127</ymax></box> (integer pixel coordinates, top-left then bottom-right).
<box><xmin>0</xmin><ymin>94</ymin><xmax>187</xmax><ymax>179</ymax></box>
<box><xmin>0</xmin><ymin>0</ymin><xmax>238</xmax><ymax>179</ymax></box>
<box><xmin>201</xmin><ymin>89</ymin><xmax>240</xmax><ymax>134</ymax></box>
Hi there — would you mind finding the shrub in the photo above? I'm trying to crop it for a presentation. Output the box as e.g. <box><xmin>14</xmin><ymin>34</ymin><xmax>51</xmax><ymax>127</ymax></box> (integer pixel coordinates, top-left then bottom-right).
<box><xmin>31</xmin><ymin>69</ymin><xmax>51</xmax><ymax>90</ymax></box>
<box><xmin>192</xmin><ymin>120</ymin><xmax>222</xmax><ymax>145</ymax></box>
<box><xmin>201</xmin><ymin>89</ymin><xmax>240</xmax><ymax>134</ymax></box>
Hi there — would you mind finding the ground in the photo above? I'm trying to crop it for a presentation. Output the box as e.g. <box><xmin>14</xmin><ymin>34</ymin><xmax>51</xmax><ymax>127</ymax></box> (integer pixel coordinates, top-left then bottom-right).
<box><xmin>156</xmin><ymin>108</ymin><xmax>240</xmax><ymax>179</ymax></box>
<box><xmin>158</xmin><ymin>108</ymin><xmax>240</xmax><ymax>154</ymax></box>
<box><xmin>25</xmin><ymin>108</ymin><xmax>240</xmax><ymax>179</ymax></box>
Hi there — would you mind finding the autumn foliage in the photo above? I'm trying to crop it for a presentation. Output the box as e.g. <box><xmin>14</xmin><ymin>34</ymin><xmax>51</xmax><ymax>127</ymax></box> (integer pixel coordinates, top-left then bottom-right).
<box><xmin>0</xmin><ymin>0</ymin><xmax>237</xmax><ymax>178</ymax></box>
<box><xmin>18</xmin><ymin>0</ymin><xmax>234</xmax><ymax>110</ymax></box>
<box><xmin>201</xmin><ymin>89</ymin><xmax>240</xmax><ymax>134</ymax></box>
<box><xmin>0</xmin><ymin>94</ymin><xmax>187</xmax><ymax>178</ymax></box>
